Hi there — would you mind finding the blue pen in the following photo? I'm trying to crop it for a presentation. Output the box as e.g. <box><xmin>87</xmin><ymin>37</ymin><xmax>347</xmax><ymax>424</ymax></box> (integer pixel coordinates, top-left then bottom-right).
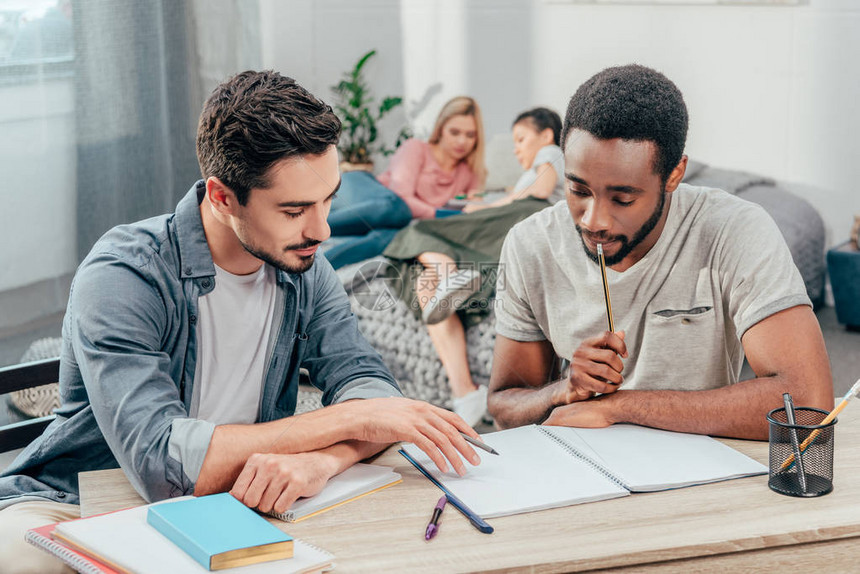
<box><xmin>399</xmin><ymin>449</ymin><xmax>494</xmax><ymax>534</ymax></box>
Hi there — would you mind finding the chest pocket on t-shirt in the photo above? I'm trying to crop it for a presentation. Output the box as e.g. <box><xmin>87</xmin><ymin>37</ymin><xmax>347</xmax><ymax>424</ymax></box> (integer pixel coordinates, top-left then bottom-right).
<box><xmin>634</xmin><ymin>302</ymin><xmax>721</xmax><ymax>390</ymax></box>
<box><xmin>652</xmin><ymin>306</ymin><xmax>713</xmax><ymax>320</ymax></box>
<box><xmin>648</xmin><ymin>305</ymin><xmax>715</xmax><ymax>331</ymax></box>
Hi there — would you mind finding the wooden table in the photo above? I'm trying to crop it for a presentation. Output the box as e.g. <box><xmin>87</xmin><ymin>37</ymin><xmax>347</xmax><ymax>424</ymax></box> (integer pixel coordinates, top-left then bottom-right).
<box><xmin>79</xmin><ymin>415</ymin><xmax>860</xmax><ymax>573</ymax></box>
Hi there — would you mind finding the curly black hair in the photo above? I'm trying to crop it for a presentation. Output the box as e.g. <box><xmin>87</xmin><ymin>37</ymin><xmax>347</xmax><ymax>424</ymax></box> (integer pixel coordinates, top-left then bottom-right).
<box><xmin>562</xmin><ymin>65</ymin><xmax>688</xmax><ymax>183</ymax></box>
<box><xmin>513</xmin><ymin>107</ymin><xmax>563</xmax><ymax>146</ymax></box>
<box><xmin>196</xmin><ymin>70</ymin><xmax>341</xmax><ymax>205</ymax></box>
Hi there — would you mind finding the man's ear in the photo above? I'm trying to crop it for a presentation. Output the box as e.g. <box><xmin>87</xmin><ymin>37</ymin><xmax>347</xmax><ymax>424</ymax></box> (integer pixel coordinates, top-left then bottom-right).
<box><xmin>206</xmin><ymin>177</ymin><xmax>238</xmax><ymax>216</ymax></box>
<box><xmin>664</xmin><ymin>155</ymin><xmax>688</xmax><ymax>193</ymax></box>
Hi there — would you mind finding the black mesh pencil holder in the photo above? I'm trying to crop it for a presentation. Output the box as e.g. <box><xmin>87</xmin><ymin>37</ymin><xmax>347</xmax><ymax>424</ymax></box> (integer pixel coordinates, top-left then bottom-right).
<box><xmin>766</xmin><ymin>407</ymin><xmax>836</xmax><ymax>497</ymax></box>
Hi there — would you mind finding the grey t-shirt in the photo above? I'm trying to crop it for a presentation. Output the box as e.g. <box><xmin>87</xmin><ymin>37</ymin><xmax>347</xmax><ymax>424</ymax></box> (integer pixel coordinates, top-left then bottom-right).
<box><xmin>512</xmin><ymin>144</ymin><xmax>566</xmax><ymax>205</ymax></box>
<box><xmin>494</xmin><ymin>184</ymin><xmax>810</xmax><ymax>391</ymax></box>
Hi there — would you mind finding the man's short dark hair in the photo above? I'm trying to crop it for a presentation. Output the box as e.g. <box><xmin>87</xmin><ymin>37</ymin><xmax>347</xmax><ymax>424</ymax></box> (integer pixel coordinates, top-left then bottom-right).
<box><xmin>562</xmin><ymin>64</ymin><xmax>688</xmax><ymax>183</ymax></box>
<box><xmin>196</xmin><ymin>70</ymin><xmax>341</xmax><ymax>205</ymax></box>
<box><xmin>513</xmin><ymin>107</ymin><xmax>563</xmax><ymax>146</ymax></box>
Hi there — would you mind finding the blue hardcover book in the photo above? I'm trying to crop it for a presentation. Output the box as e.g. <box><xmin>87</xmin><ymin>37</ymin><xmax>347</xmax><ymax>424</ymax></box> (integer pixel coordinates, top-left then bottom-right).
<box><xmin>146</xmin><ymin>493</ymin><xmax>293</xmax><ymax>571</ymax></box>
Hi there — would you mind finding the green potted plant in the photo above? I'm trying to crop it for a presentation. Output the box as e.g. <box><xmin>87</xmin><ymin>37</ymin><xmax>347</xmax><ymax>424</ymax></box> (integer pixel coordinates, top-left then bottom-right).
<box><xmin>331</xmin><ymin>50</ymin><xmax>410</xmax><ymax>172</ymax></box>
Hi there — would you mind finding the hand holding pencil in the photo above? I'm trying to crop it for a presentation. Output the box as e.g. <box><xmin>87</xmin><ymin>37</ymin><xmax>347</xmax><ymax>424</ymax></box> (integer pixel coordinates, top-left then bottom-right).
<box><xmin>551</xmin><ymin>244</ymin><xmax>628</xmax><ymax>406</ymax></box>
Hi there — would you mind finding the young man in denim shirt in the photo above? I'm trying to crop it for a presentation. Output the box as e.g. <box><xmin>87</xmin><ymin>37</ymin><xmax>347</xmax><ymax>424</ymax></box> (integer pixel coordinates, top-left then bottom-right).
<box><xmin>0</xmin><ymin>71</ymin><xmax>481</xmax><ymax>573</ymax></box>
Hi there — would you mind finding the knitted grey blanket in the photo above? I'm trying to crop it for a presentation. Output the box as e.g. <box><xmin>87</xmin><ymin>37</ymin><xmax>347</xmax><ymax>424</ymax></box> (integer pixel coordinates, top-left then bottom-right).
<box><xmin>338</xmin><ymin>257</ymin><xmax>495</xmax><ymax>408</ymax></box>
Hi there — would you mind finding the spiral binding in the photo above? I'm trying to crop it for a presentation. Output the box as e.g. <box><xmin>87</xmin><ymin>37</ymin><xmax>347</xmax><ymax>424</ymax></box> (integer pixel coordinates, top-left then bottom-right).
<box><xmin>267</xmin><ymin>508</ymin><xmax>295</xmax><ymax>522</ymax></box>
<box><xmin>26</xmin><ymin>529</ymin><xmax>106</xmax><ymax>574</ymax></box>
<box><xmin>537</xmin><ymin>426</ymin><xmax>627</xmax><ymax>490</ymax></box>
<box><xmin>299</xmin><ymin>539</ymin><xmax>335</xmax><ymax>562</ymax></box>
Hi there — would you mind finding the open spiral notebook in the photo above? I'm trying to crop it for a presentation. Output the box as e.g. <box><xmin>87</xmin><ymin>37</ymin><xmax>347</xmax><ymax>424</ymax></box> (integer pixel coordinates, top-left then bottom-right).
<box><xmin>402</xmin><ymin>424</ymin><xmax>767</xmax><ymax>519</ymax></box>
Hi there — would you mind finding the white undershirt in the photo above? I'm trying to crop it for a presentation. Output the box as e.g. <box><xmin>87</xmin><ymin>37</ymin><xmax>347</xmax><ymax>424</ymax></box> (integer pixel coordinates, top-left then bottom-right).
<box><xmin>191</xmin><ymin>263</ymin><xmax>277</xmax><ymax>425</ymax></box>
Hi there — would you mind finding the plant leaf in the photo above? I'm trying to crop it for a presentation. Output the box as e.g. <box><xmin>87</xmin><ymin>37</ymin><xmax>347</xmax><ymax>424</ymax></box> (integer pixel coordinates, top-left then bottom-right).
<box><xmin>330</xmin><ymin>48</ymin><xmax>410</xmax><ymax>165</ymax></box>
<box><xmin>354</xmin><ymin>50</ymin><xmax>376</xmax><ymax>76</ymax></box>
<box><xmin>378</xmin><ymin>97</ymin><xmax>403</xmax><ymax>118</ymax></box>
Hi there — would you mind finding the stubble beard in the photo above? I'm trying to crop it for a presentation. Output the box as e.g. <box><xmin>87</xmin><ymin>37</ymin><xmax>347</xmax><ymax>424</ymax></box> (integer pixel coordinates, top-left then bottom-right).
<box><xmin>576</xmin><ymin>190</ymin><xmax>666</xmax><ymax>267</ymax></box>
<box><xmin>235</xmin><ymin>222</ymin><xmax>320</xmax><ymax>275</ymax></box>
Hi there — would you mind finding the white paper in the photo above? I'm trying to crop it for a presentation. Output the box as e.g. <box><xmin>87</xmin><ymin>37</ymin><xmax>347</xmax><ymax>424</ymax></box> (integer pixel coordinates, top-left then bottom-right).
<box><xmin>546</xmin><ymin>424</ymin><xmax>768</xmax><ymax>491</ymax></box>
<box><xmin>54</xmin><ymin>501</ymin><xmax>333</xmax><ymax>574</ymax></box>
<box><xmin>402</xmin><ymin>425</ymin><xmax>629</xmax><ymax>518</ymax></box>
<box><xmin>403</xmin><ymin>423</ymin><xmax>767</xmax><ymax>518</ymax></box>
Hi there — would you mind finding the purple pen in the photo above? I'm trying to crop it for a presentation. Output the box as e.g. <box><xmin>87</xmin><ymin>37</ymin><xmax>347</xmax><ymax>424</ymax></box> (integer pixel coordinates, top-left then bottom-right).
<box><xmin>424</xmin><ymin>495</ymin><xmax>447</xmax><ymax>540</ymax></box>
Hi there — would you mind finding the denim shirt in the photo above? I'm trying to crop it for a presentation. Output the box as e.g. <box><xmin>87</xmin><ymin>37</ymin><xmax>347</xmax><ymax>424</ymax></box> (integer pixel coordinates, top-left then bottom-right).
<box><xmin>0</xmin><ymin>182</ymin><xmax>400</xmax><ymax>508</ymax></box>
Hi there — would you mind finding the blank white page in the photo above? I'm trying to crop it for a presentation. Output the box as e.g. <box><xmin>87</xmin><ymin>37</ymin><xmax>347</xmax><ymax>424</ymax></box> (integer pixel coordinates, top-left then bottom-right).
<box><xmin>401</xmin><ymin>425</ymin><xmax>628</xmax><ymax>518</ymax></box>
<box><xmin>545</xmin><ymin>425</ymin><xmax>767</xmax><ymax>492</ymax></box>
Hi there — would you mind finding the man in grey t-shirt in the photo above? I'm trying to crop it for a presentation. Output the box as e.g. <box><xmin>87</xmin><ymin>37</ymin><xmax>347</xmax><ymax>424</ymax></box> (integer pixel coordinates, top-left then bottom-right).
<box><xmin>487</xmin><ymin>65</ymin><xmax>833</xmax><ymax>439</ymax></box>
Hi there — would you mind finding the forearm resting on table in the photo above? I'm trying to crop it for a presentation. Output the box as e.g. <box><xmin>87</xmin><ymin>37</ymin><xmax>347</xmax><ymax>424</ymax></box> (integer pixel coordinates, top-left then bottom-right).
<box><xmin>558</xmin><ymin>375</ymin><xmax>834</xmax><ymax>440</ymax></box>
<box><xmin>194</xmin><ymin>404</ymin><xmax>377</xmax><ymax>495</ymax></box>
<box><xmin>196</xmin><ymin>432</ymin><xmax>388</xmax><ymax>496</ymax></box>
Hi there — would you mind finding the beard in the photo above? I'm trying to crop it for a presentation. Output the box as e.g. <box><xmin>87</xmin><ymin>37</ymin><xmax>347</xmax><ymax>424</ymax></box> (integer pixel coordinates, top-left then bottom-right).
<box><xmin>237</xmin><ymin>234</ymin><xmax>321</xmax><ymax>275</ymax></box>
<box><xmin>576</xmin><ymin>190</ymin><xmax>666</xmax><ymax>267</ymax></box>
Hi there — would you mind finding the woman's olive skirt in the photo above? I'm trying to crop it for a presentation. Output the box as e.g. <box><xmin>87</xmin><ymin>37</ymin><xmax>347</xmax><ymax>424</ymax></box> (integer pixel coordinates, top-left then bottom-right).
<box><xmin>383</xmin><ymin>197</ymin><xmax>551</xmax><ymax>326</ymax></box>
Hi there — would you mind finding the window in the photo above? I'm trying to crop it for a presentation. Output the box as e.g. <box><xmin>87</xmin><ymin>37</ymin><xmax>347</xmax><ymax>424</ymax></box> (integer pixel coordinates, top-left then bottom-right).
<box><xmin>0</xmin><ymin>0</ymin><xmax>75</xmax><ymax>370</ymax></box>
<box><xmin>0</xmin><ymin>0</ymin><xmax>73</xmax><ymax>85</ymax></box>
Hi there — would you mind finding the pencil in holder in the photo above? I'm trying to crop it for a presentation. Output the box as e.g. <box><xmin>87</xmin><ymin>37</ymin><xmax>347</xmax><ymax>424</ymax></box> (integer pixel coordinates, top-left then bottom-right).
<box><xmin>766</xmin><ymin>406</ymin><xmax>836</xmax><ymax>497</ymax></box>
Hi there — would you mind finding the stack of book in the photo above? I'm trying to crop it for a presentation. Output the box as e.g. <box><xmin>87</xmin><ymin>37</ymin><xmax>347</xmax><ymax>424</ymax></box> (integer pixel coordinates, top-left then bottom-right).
<box><xmin>28</xmin><ymin>462</ymin><xmax>402</xmax><ymax>573</ymax></box>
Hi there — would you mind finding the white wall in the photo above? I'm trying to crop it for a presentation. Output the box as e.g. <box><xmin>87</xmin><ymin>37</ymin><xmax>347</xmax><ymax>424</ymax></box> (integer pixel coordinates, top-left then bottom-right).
<box><xmin>463</xmin><ymin>0</ymin><xmax>534</xmax><ymax>138</ymax></box>
<box><xmin>532</xmin><ymin>0</ymin><xmax>860</xmax><ymax>244</ymax></box>
<box><xmin>257</xmin><ymin>0</ymin><xmax>535</xmax><ymax>159</ymax></box>
<box><xmin>400</xmin><ymin>0</ymin><xmax>468</xmax><ymax>137</ymax></box>
<box><xmin>400</xmin><ymin>0</ymin><xmax>534</xmax><ymax>140</ymax></box>
<box><xmin>258</xmin><ymin>0</ymin><xmax>409</xmax><ymax>164</ymax></box>
<box><xmin>0</xmin><ymin>78</ymin><xmax>77</xmax><ymax>293</ymax></box>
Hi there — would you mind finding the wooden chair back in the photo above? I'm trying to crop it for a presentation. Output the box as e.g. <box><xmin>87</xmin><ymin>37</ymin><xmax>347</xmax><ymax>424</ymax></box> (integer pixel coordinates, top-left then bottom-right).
<box><xmin>0</xmin><ymin>358</ymin><xmax>59</xmax><ymax>452</ymax></box>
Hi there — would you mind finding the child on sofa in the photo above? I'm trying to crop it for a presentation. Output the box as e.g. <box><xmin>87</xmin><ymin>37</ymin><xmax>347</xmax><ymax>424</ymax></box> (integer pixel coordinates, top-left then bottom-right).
<box><xmin>324</xmin><ymin>96</ymin><xmax>487</xmax><ymax>269</ymax></box>
<box><xmin>383</xmin><ymin>107</ymin><xmax>565</xmax><ymax>425</ymax></box>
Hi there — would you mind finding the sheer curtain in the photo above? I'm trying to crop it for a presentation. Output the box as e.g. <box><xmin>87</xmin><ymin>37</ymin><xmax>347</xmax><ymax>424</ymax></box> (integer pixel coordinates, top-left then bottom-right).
<box><xmin>0</xmin><ymin>0</ymin><xmax>261</xmax><ymax>370</ymax></box>
<box><xmin>73</xmin><ymin>0</ymin><xmax>201</xmax><ymax>259</ymax></box>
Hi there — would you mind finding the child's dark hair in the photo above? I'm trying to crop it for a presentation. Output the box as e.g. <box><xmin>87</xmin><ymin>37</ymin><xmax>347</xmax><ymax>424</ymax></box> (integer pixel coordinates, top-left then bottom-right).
<box><xmin>512</xmin><ymin>107</ymin><xmax>563</xmax><ymax>146</ymax></box>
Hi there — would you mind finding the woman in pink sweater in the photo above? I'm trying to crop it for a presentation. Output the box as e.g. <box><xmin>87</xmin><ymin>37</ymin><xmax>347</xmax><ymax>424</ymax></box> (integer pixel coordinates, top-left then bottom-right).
<box><xmin>325</xmin><ymin>96</ymin><xmax>486</xmax><ymax>269</ymax></box>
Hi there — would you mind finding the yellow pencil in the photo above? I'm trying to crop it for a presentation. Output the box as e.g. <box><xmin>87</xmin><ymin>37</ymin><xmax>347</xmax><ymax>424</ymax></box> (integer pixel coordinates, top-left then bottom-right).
<box><xmin>780</xmin><ymin>378</ymin><xmax>860</xmax><ymax>470</ymax></box>
<box><xmin>596</xmin><ymin>243</ymin><xmax>614</xmax><ymax>332</ymax></box>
